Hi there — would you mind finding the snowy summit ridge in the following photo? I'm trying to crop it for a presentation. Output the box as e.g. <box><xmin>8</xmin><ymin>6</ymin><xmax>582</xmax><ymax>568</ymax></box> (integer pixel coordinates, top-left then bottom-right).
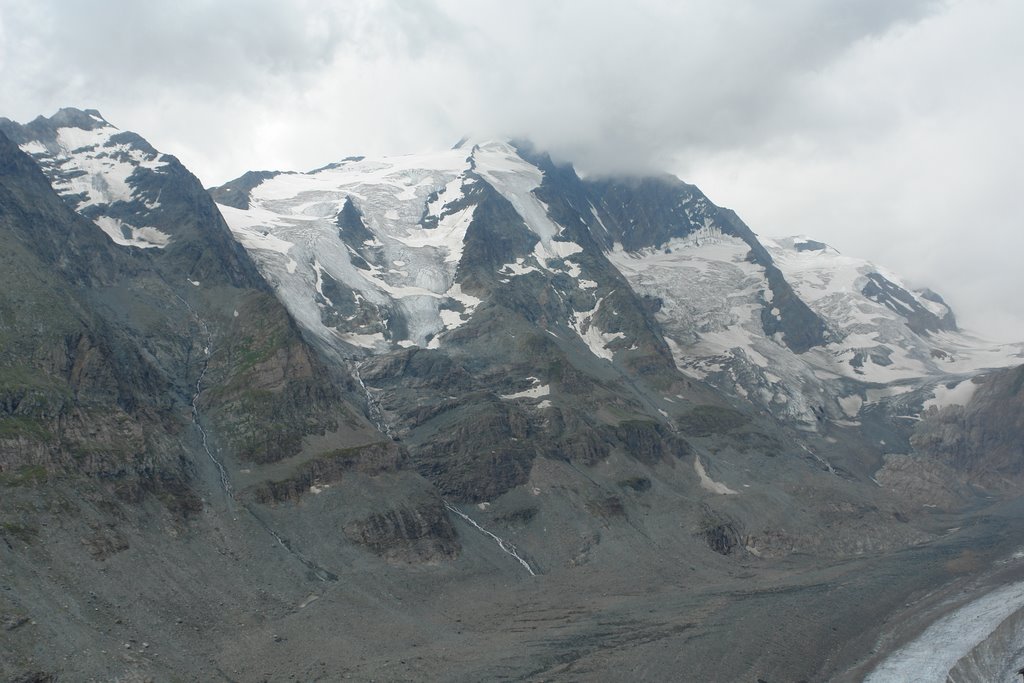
<box><xmin>0</xmin><ymin>108</ymin><xmax>174</xmax><ymax>249</ymax></box>
<box><xmin>212</xmin><ymin>135</ymin><xmax>1024</xmax><ymax>428</ymax></box>
<box><xmin>213</xmin><ymin>140</ymin><xmax>592</xmax><ymax>353</ymax></box>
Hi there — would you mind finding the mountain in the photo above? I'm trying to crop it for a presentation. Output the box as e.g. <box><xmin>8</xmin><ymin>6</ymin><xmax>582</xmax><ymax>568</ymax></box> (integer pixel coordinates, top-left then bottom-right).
<box><xmin>896</xmin><ymin>363</ymin><xmax>1024</xmax><ymax>500</ymax></box>
<box><xmin>0</xmin><ymin>109</ymin><xmax>369</xmax><ymax>477</ymax></box>
<box><xmin>3</xmin><ymin>110</ymin><xmax>1024</xmax><ymax>681</ymax></box>
<box><xmin>611</xmin><ymin>226</ymin><xmax>1023</xmax><ymax>424</ymax></box>
<box><xmin>0</xmin><ymin>110</ymin><xmax>457</xmax><ymax>681</ymax></box>
<box><xmin>0</xmin><ymin>108</ymin><xmax>260</xmax><ymax>284</ymax></box>
<box><xmin>213</xmin><ymin>139</ymin><xmax>1022</xmax><ymax>428</ymax></box>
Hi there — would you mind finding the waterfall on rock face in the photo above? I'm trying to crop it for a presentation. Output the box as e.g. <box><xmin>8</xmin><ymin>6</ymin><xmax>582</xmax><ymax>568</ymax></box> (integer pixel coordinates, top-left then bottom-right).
<box><xmin>443</xmin><ymin>502</ymin><xmax>536</xmax><ymax>576</ymax></box>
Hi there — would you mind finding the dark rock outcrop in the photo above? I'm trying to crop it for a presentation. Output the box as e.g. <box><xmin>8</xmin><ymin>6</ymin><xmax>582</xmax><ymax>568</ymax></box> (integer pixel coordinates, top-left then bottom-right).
<box><xmin>911</xmin><ymin>366</ymin><xmax>1024</xmax><ymax>486</ymax></box>
<box><xmin>250</xmin><ymin>442</ymin><xmax>406</xmax><ymax>504</ymax></box>
<box><xmin>343</xmin><ymin>498</ymin><xmax>459</xmax><ymax>563</ymax></box>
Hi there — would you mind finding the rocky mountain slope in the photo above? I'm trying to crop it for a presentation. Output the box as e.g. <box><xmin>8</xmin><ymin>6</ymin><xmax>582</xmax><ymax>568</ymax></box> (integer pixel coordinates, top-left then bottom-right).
<box><xmin>0</xmin><ymin>111</ymin><xmax>459</xmax><ymax>680</ymax></box>
<box><xmin>879</xmin><ymin>362</ymin><xmax>1024</xmax><ymax>506</ymax></box>
<box><xmin>1</xmin><ymin>109</ymin><xmax>1022</xmax><ymax>681</ymax></box>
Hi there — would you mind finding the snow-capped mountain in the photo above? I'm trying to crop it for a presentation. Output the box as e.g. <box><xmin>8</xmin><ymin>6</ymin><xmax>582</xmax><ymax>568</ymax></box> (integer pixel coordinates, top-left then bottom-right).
<box><xmin>611</xmin><ymin>227</ymin><xmax>1024</xmax><ymax>426</ymax></box>
<box><xmin>0</xmin><ymin>108</ymin><xmax>174</xmax><ymax>248</ymax></box>
<box><xmin>212</xmin><ymin>140</ymin><xmax>644</xmax><ymax>363</ymax></box>
<box><xmin>0</xmin><ymin>108</ymin><xmax>265</xmax><ymax>289</ymax></box>
<box><xmin>214</xmin><ymin>140</ymin><xmax>1023</xmax><ymax>428</ymax></box>
<box><xmin>8</xmin><ymin>106</ymin><xmax>1014</xmax><ymax>432</ymax></box>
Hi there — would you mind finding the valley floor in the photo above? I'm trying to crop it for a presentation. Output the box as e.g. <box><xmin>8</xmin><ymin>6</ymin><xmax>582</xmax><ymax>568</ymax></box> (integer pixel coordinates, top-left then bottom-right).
<box><xmin>5</xmin><ymin>482</ymin><xmax>1024</xmax><ymax>682</ymax></box>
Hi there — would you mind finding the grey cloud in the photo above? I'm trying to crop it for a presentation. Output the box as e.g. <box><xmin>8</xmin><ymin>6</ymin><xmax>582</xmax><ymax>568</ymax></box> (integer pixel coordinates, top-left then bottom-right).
<box><xmin>1</xmin><ymin>0</ymin><xmax>939</xmax><ymax>172</ymax></box>
<box><xmin>0</xmin><ymin>0</ymin><xmax>1020</xmax><ymax>339</ymax></box>
<box><xmin>431</xmin><ymin>0</ymin><xmax>942</xmax><ymax>174</ymax></box>
<box><xmin>686</xmin><ymin>0</ymin><xmax>1024</xmax><ymax>340</ymax></box>
<box><xmin>2</xmin><ymin>0</ymin><xmax>343</xmax><ymax>99</ymax></box>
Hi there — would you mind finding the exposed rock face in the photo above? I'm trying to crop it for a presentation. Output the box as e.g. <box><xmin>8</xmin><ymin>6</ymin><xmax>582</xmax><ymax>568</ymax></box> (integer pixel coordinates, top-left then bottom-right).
<box><xmin>608</xmin><ymin>419</ymin><xmax>690</xmax><ymax>465</ymax></box>
<box><xmin>911</xmin><ymin>364</ymin><xmax>1024</xmax><ymax>489</ymax></box>
<box><xmin>202</xmin><ymin>292</ymin><xmax>357</xmax><ymax>466</ymax></box>
<box><xmin>343</xmin><ymin>498</ymin><xmax>459</xmax><ymax>564</ymax></box>
<box><xmin>414</xmin><ymin>402</ymin><xmax>539</xmax><ymax>502</ymax></box>
<box><xmin>0</xmin><ymin>128</ymin><xmax>195</xmax><ymax>511</ymax></box>
<box><xmin>0</xmin><ymin>112</ymin><xmax>363</xmax><ymax>497</ymax></box>
<box><xmin>873</xmin><ymin>453</ymin><xmax>970</xmax><ymax>510</ymax></box>
<box><xmin>862</xmin><ymin>272</ymin><xmax>957</xmax><ymax>334</ymax></box>
<box><xmin>206</xmin><ymin>170</ymin><xmax>284</xmax><ymax>210</ymax></box>
<box><xmin>702</xmin><ymin>520</ymin><xmax>741</xmax><ymax>556</ymax></box>
<box><xmin>250</xmin><ymin>442</ymin><xmax>406</xmax><ymax>504</ymax></box>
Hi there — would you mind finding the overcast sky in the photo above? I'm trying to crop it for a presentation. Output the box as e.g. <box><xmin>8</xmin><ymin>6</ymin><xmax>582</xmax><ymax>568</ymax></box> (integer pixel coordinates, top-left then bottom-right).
<box><xmin>1</xmin><ymin>0</ymin><xmax>1021</xmax><ymax>339</ymax></box>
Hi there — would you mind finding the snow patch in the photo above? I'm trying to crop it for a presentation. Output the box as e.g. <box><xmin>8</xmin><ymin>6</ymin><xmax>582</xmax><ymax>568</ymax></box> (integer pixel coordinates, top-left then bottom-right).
<box><xmin>218</xmin><ymin>204</ymin><xmax>296</xmax><ymax>256</ymax></box>
<box><xmin>568</xmin><ymin>296</ymin><xmax>623</xmax><ymax>361</ymax></box>
<box><xmin>18</xmin><ymin>140</ymin><xmax>47</xmax><ymax>155</ymax></box>
<box><xmin>338</xmin><ymin>331</ymin><xmax>386</xmax><ymax>349</ymax></box>
<box><xmin>694</xmin><ymin>457</ymin><xmax>738</xmax><ymax>495</ymax></box>
<box><xmin>93</xmin><ymin>215</ymin><xmax>170</xmax><ymax>249</ymax></box>
<box><xmin>499</xmin><ymin>258</ymin><xmax>541</xmax><ymax>277</ymax></box>
<box><xmin>501</xmin><ymin>379</ymin><xmax>551</xmax><ymax>400</ymax></box>
<box><xmin>838</xmin><ymin>394</ymin><xmax>863</xmax><ymax>418</ymax></box>
<box><xmin>924</xmin><ymin>378</ymin><xmax>979</xmax><ymax>411</ymax></box>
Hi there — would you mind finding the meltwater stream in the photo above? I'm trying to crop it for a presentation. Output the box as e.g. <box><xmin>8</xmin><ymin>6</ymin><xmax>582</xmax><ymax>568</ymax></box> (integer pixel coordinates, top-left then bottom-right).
<box><xmin>444</xmin><ymin>502</ymin><xmax>537</xmax><ymax>576</ymax></box>
<box><xmin>172</xmin><ymin>291</ymin><xmax>233</xmax><ymax>505</ymax></box>
<box><xmin>351</xmin><ymin>361</ymin><xmax>393</xmax><ymax>438</ymax></box>
<box><xmin>173</xmin><ymin>289</ymin><xmax>338</xmax><ymax>580</ymax></box>
<box><xmin>348</xmin><ymin>358</ymin><xmax>537</xmax><ymax>577</ymax></box>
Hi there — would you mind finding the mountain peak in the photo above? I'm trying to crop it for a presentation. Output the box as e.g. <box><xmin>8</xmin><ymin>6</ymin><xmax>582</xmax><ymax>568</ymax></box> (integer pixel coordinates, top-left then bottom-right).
<box><xmin>775</xmin><ymin>236</ymin><xmax>841</xmax><ymax>255</ymax></box>
<box><xmin>452</xmin><ymin>136</ymin><xmax>520</xmax><ymax>154</ymax></box>
<box><xmin>40</xmin><ymin>107</ymin><xmax>112</xmax><ymax>131</ymax></box>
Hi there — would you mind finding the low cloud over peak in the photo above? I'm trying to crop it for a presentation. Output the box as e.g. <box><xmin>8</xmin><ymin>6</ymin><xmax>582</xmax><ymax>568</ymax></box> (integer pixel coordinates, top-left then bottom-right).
<box><xmin>2</xmin><ymin>0</ymin><xmax>1021</xmax><ymax>339</ymax></box>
